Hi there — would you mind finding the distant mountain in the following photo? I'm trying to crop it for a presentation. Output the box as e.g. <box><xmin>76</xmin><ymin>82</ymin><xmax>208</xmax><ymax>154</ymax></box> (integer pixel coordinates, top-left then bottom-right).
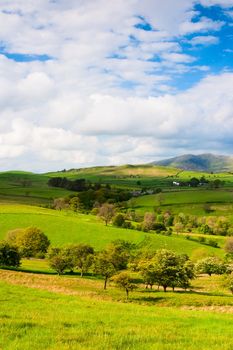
<box><xmin>153</xmin><ymin>154</ymin><xmax>233</xmax><ymax>172</ymax></box>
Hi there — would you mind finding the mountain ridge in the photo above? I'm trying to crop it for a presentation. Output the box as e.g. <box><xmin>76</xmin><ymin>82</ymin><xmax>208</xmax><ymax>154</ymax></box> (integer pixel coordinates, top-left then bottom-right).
<box><xmin>152</xmin><ymin>153</ymin><xmax>233</xmax><ymax>172</ymax></box>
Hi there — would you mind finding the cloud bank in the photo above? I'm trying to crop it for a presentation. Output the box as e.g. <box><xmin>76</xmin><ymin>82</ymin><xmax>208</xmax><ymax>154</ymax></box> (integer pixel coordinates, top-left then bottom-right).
<box><xmin>0</xmin><ymin>0</ymin><xmax>232</xmax><ymax>171</ymax></box>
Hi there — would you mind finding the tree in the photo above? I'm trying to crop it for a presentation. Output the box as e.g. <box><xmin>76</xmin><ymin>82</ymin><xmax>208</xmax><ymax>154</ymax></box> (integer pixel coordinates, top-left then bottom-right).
<box><xmin>157</xmin><ymin>193</ymin><xmax>165</xmax><ymax>206</ymax></box>
<box><xmin>53</xmin><ymin>197</ymin><xmax>69</xmax><ymax>210</ymax></box>
<box><xmin>138</xmin><ymin>249</ymin><xmax>195</xmax><ymax>292</ymax></box>
<box><xmin>69</xmin><ymin>197</ymin><xmax>81</xmax><ymax>212</ymax></box>
<box><xmin>94</xmin><ymin>251</ymin><xmax>117</xmax><ymax>289</ymax></box>
<box><xmin>0</xmin><ymin>242</ymin><xmax>21</xmax><ymax>267</ymax></box>
<box><xmin>49</xmin><ymin>255</ymin><xmax>69</xmax><ymax>275</ymax></box>
<box><xmin>112</xmin><ymin>272</ymin><xmax>137</xmax><ymax>299</ymax></box>
<box><xmin>225</xmin><ymin>273</ymin><xmax>233</xmax><ymax>294</ymax></box>
<box><xmin>98</xmin><ymin>203</ymin><xmax>115</xmax><ymax>226</ymax></box>
<box><xmin>112</xmin><ymin>213</ymin><xmax>125</xmax><ymax>227</ymax></box>
<box><xmin>6</xmin><ymin>227</ymin><xmax>50</xmax><ymax>258</ymax></box>
<box><xmin>189</xmin><ymin>177</ymin><xmax>199</xmax><ymax>187</ymax></box>
<box><xmin>138</xmin><ymin>258</ymin><xmax>158</xmax><ymax>289</ymax></box>
<box><xmin>105</xmin><ymin>240</ymin><xmax>133</xmax><ymax>270</ymax></box>
<box><xmin>142</xmin><ymin>212</ymin><xmax>155</xmax><ymax>231</ymax></box>
<box><xmin>224</xmin><ymin>237</ymin><xmax>233</xmax><ymax>255</ymax></box>
<box><xmin>47</xmin><ymin>247</ymin><xmax>71</xmax><ymax>275</ymax></box>
<box><xmin>195</xmin><ymin>257</ymin><xmax>226</xmax><ymax>276</ymax></box>
<box><xmin>65</xmin><ymin>244</ymin><xmax>94</xmax><ymax>277</ymax></box>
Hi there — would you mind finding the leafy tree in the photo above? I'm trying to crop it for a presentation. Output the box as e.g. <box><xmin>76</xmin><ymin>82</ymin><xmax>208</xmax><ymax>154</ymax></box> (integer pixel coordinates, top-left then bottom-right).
<box><xmin>157</xmin><ymin>193</ymin><xmax>165</xmax><ymax>206</ymax></box>
<box><xmin>138</xmin><ymin>249</ymin><xmax>195</xmax><ymax>292</ymax></box>
<box><xmin>47</xmin><ymin>247</ymin><xmax>71</xmax><ymax>275</ymax></box>
<box><xmin>98</xmin><ymin>203</ymin><xmax>115</xmax><ymax>226</ymax></box>
<box><xmin>65</xmin><ymin>244</ymin><xmax>94</xmax><ymax>277</ymax></box>
<box><xmin>225</xmin><ymin>273</ymin><xmax>233</xmax><ymax>294</ymax></box>
<box><xmin>137</xmin><ymin>258</ymin><xmax>158</xmax><ymax>289</ymax></box>
<box><xmin>105</xmin><ymin>240</ymin><xmax>133</xmax><ymax>270</ymax></box>
<box><xmin>112</xmin><ymin>272</ymin><xmax>137</xmax><ymax>299</ymax></box>
<box><xmin>142</xmin><ymin>212</ymin><xmax>155</xmax><ymax>231</ymax></box>
<box><xmin>195</xmin><ymin>257</ymin><xmax>226</xmax><ymax>276</ymax></box>
<box><xmin>224</xmin><ymin>237</ymin><xmax>233</xmax><ymax>254</ymax></box>
<box><xmin>189</xmin><ymin>177</ymin><xmax>199</xmax><ymax>187</ymax></box>
<box><xmin>53</xmin><ymin>197</ymin><xmax>69</xmax><ymax>210</ymax></box>
<box><xmin>0</xmin><ymin>242</ymin><xmax>21</xmax><ymax>267</ymax></box>
<box><xmin>49</xmin><ymin>255</ymin><xmax>69</xmax><ymax>275</ymax></box>
<box><xmin>69</xmin><ymin>197</ymin><xmax>81</xmax><ymax>212</ymax></box>
<box><xmin>6</xmin><ymin>227</ymin><xmax>50</xmax><ymax>258</ymax></box>
<box><xmin>94</xmin><ymin>251</ymin><xmax>117</xmax><ymax>289</ymax></box>
<box><xmin>112</xmin><ymin>213</ymin><xmax>125</xmax><ymax>227</ymax></box>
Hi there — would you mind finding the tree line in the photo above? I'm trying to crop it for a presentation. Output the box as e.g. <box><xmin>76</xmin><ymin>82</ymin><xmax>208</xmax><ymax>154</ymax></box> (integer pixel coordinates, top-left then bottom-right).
<box><xmin>1</xmin><ymin>227</ymin><xmax>233</xmax><ymax>297</ymax></box>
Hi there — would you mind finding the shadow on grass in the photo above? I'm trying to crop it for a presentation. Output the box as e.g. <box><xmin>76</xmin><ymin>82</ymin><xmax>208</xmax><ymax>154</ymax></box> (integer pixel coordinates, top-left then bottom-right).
<box><xmin>0</xmin><ymin>266</ymin><xmax>56</xmax><ymax>275</ymax></box>
<box><xmin>131</xmin><ymin>295</ymin><xmax>166</xmax><ymax>304</ymax></box>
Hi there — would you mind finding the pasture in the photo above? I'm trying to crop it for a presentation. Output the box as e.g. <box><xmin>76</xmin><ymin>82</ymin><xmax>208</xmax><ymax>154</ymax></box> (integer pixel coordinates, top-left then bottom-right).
<box><xmin>0</xmin><ymin>271</ymin><xmax>233</xmax><ymax>350</ymax></box>
<box><xmin>0</xmin><ymin>204</ymin><xmax>224</xmax><ymax>256</ymax></box>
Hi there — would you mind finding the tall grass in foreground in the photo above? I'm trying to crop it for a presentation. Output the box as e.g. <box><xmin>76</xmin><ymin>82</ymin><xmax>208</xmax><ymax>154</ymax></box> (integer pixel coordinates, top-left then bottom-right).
<box><xmin>0</xmin><ymin>280</ymin><xmax>233</xmax><ymax>350</ymax></box>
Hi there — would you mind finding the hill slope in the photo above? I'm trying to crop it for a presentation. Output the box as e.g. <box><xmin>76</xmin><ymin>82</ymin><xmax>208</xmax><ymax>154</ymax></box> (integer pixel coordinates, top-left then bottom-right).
<box><xmin>153</xmin><ymin>154</ymin><xmax>233</xmax><ymax>172</ymax></box>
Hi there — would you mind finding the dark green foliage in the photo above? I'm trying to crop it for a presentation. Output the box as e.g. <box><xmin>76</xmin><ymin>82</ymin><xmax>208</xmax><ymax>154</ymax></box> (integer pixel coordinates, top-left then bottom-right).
<box><xmin>0</xmin><ymin>242</ymin><xmax>21</xmax><ymax>267</ymax></box>
<box><xmin>112</xmin><ymin>213</ymin><xmax>125</xmax><ymax>227</ymax></box>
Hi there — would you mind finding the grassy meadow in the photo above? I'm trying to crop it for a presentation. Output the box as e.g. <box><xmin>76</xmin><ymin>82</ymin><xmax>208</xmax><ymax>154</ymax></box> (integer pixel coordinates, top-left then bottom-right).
<box><xmin>0</xmin><ymin>271</ymin><xmax>233</xmax><ymax>350</ymax></box>
<box><xmin>0</xmin><ymin>204</ymin><xmax>224</xmax><ymax>256</ymax></box>
<box><xmin>0</xmin><ymin>165</ymin><xmax>233</xmax><ymax>349</ymax></box>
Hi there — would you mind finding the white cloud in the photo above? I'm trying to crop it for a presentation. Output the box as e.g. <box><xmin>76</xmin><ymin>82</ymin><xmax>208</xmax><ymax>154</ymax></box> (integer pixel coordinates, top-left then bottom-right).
<box><xmin>189</xmin><ymin>35</ymin><xmax>219</xmax><ymax>46</ymax></box>
<box><xmin>0</xmin><ymin>1</ymin><xmax>232</xmax><ymax>170</ymax></box>
<box><xmin>180</xmin><ymin>17</ymin><xmax>224</xmax><ymax>34</ymax></box>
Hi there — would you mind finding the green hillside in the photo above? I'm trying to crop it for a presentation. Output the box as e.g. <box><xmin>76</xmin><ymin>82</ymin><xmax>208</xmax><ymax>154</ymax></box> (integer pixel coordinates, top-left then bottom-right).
<box><xmin>0</xmin><ymin>204</ymin><xmax>224</xmax><ymax>257</ymax></box>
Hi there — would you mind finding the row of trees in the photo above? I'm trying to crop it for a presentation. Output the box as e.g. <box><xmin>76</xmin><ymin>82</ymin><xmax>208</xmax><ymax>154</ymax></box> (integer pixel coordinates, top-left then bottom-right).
<box><xmin>49</xmin><ymin>178</ymin><xmax>132</xmax><ymax>210</ymax></box>
<box><xmin>95</xmin><ymin>204</ymin><xmax>233</xmax><ymax>239</ymax></box>
<box><xmin>1</xmin><ymin>233</ymin><xmax>233</xmax><ymax>295</ymax></box>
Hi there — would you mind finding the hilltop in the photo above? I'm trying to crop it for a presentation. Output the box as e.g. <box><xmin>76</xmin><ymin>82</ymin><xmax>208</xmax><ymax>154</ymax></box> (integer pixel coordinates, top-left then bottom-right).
<box><xmin>153</xmin><ymin>153</ymin><xmax>233</xmax><ymax>172</ymax></box>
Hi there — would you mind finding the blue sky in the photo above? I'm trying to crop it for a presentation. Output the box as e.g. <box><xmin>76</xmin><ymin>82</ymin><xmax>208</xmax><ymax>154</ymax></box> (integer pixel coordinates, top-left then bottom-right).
<box><xmin>0</xmin><ymin>0</ymin><xmax>232</xmax><ymax>171</ymax></box>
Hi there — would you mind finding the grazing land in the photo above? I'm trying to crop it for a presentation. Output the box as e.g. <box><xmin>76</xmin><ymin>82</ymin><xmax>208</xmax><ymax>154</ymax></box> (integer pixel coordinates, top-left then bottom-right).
<box><xmin>0</xmin><ymin>164</ymin><xmax>233</xmax><ymax>349</ymax></box>
<box><xmin>0</xmin><ymin>204</ymin><xmax>224</xmax><ymax>256</ymax></box>
<box><xmin>0</xmin><ymin>272</ymin><xmax>233</xmax><ymax>350</ymax></box>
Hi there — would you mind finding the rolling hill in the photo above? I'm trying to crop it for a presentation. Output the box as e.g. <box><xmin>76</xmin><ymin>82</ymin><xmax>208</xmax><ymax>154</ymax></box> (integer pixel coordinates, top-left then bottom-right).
<box><xmin>153</xmin><ymin>154</ymin><xmax>233</xmax><ymax>172</ymax></box>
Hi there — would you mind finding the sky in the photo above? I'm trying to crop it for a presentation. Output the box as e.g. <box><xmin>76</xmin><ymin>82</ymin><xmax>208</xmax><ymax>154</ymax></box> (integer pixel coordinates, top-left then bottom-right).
<box><xmin>0</xmin><ymin>0</ymin><xmax>233</xmax><ymax>172</ymax></box>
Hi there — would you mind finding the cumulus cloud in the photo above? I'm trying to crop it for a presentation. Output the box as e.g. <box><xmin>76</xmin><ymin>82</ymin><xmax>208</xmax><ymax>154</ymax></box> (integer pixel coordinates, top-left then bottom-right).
<box><xmin>0</xmin><ymin>0</ymin><xmax>232</xmax><ymax>171</ymax></box>
<box><xmin>189</xmin><ymin>35</ymin><xmax>220</xmax><ymax>46</ymax></box>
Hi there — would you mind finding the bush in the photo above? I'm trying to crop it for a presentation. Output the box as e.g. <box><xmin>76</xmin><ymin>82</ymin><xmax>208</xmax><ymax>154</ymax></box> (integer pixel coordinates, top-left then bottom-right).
<box><xmin>153</xmin><ymin>223</ymin><xmax>166</xmax><ymax>233</ymax></box>
<box><xmin>112</xmin><ymin>213</ymin><xmax>125</xmax><ymax>227</ymax></box>
<box><xmin>208</xmin><ymin>239</ymin><xmax>219</xmax><ymax>248</ymax></box>
<box><xmin>0</xmin><ymin>242</ymin><xmax>21</xmax><ymax>267</ymax></box>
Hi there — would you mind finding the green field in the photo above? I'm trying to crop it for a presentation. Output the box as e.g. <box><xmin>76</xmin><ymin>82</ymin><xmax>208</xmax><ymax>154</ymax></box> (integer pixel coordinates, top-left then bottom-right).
<box><xmin>0</xmin><ymin>204</ymin><xmax>224</xmax><ymax>256</ymax></box>
<box><xmin>0</xmin><ymin>271</ymin><xmax>233</xmax><ymax>350</ymax></box>
<box><xmin>133</xmin><ymin>190</ymin><xmax>233</xmax><ymax>215</ymax></box>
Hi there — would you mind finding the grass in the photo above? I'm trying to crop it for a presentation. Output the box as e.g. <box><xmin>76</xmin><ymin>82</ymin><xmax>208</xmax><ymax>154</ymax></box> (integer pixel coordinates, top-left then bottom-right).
<box><xmin>132</xmin><ymin>189</ymin><xmax>233</xmax><ymax>215</ymax></box>
<box><xmin>0</xmin><ymin>204</ymin><xmax>224</xmax><ymax>256</ymax></box>
<box><xmin>0</xmin><ymin>271</ymin><xmax>233</xmax><ymax>349</ymax></box>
